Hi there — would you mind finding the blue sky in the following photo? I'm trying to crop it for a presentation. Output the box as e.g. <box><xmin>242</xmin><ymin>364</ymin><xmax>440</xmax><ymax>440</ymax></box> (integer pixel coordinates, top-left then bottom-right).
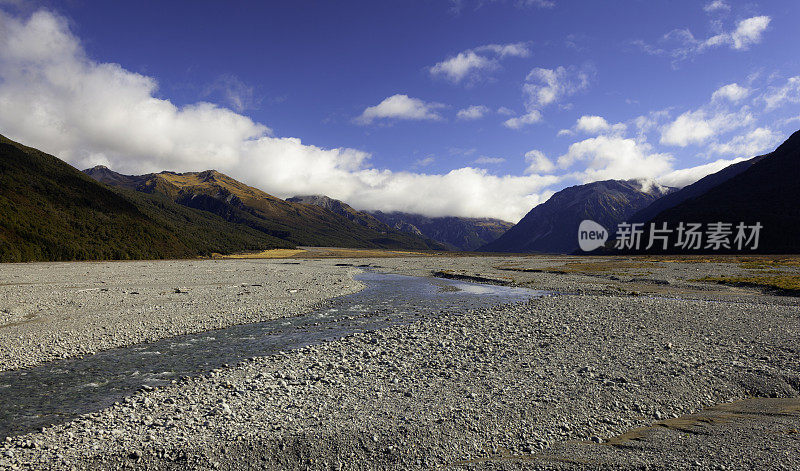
<box><xmin>1</xmin><ymin>0</ymin><xmax>799</xmax><ymax>221</ymax></box>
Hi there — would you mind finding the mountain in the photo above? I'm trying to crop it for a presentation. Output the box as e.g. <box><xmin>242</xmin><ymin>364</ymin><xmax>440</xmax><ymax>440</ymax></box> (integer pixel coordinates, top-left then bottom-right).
<box><xmin>642</xmin><ymin>129</ymin><xmax>800</xmax><ymax>253</ymax></box>
<box><xmin>630</xmin><ymin>155</ymin><xmax>768</xmax><ymax>224</ymax></box>
<box><xmin>0</xmin><ymin>134</ymin><xmax>292</xmax><ymax>262</ymax></box>
<box><xmin>86</xmin><ymin>168</ymin><xmax>445</xmax><ymax>251</ymax></box>
<box><xmin>368</xmin><ymin>211</ymin><xmax>514</xmax><ymax>251</ymax></box>
<box><xmin>480</xmin><ymin>179</ymin><xmax>675</xmax><ymax>254</ymax></box>
<box><xmin>285</xmin><ymin>195</ymin><xmax>388</xmax><ymax>232</ymax></box>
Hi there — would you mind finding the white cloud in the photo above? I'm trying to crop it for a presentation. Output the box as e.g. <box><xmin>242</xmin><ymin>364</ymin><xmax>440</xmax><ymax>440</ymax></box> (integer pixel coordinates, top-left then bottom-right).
<box><xmin>637</xmin><ymin>15</ymin><xmax>771</xmax><ymax>60</ymax></box>
<box><xmin>0</xmin><ymin>9</ymin><xmax>560</xmax><ymax>223</ymax></box>
<box><xmin>457</xmin><ymin>105</ymin><xmax>489</xmax><ymax>120</ymax></box>
<box><xmin>413</xmin><ymin>156</ymin><xmax>435</xmax><ymax>168</ymax></box>
<box><xmin>658</xmin><ymin>157</ymin><xmax>748</xmax><ymax>188</ymax></box>
<box><xmin>575</xmin><ymin>115</ymin><xmax>609</xmax><ymax>134</ymax></box>
<box><xmin>558</xmin><ymin>136</ymin><xmax>674</xmax><ymax>183</ymax></box>
<box><xmin>202</xmin><ymin>74</ymin><xmax>258</xmax><ymax>113</ymax></box>
<box><xmin>707</xmin><ymin>127</ymin><xmax>780</xmax><ymax>157</ymax></box>
<box><xmin>660</xmin><ymin>108</ymin><xmax>752</xmax><ymax>147</ymax></box>
<box><xmin>496</xmin><ymin>106</ymin><xmax>515</xmax><ymax>115</ymax></box>
<box><xmin>503</xmin><ymin>111</ymin><xmax>542</xmax><ymax>129</ymax></box>
<box><xmin>728</xmin><ymin>16</ymin><xmax>770</xmax><ymax>50</ymax></box>
<box><xmin>703</xmin><ymin>1</ymin><xmax>729</xmax><ymax>13</ymax></box>
<box><xmin>711</xmin><ymin>83</ymin><xmax>749</xmax><ymax>102</ymax></box>
<box><xmin>356</xmin><ymin>94</ymin><xmax>444</xmax><ymax>125</ymax></box>
<box><xmin>523</xmin><ymin>66</ymin><xmax>589</xmax><ymax>109</ymax></box>
<box><xmin>474</xmin><ymin>156</ymin><xmax>506</xmax><ymax>164</ymax></box>
<box><xmin>429</xmin><ymin>42</ymin><xmax>529</xmax><ymax>84</ymax></box>
<box><xmin>524</xmin><ymin>150</ymin><xmax>555</xmax><ymax>174</ymax></box>
<box><xmin>762</xmin><ymin>76</ymin><xmax>800</xmax><ymax>111</ymax></box>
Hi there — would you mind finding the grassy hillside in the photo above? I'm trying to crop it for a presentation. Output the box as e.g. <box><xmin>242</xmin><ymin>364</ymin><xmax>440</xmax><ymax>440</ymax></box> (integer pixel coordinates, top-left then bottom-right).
<box><xmin>0</xmin><ymin>135</ymin><xmax>290</xmax><ymax>262</ymax></box>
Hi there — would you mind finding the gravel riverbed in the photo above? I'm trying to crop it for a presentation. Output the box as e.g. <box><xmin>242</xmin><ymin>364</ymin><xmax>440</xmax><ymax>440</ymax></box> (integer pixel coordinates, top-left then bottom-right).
<box><xmin>1</xmin><ymin>256</ymin><xmax>799</xmax><ymax>469</ymax></box>
<box><xmin>0</xmin><ymin>259</ymin><xmax>363</xmax><ymax>372</ymax></box>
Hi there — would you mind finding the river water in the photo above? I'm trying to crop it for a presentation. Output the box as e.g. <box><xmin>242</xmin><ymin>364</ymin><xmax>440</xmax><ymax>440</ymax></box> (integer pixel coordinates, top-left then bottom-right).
<box><xmin>0</xmin><ymin>271</ymin><xmax>547</xmax><ymax>438</ymax></box>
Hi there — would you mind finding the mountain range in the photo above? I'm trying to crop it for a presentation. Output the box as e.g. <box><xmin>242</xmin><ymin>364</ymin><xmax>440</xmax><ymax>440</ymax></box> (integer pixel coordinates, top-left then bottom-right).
<box><xmin>4</xmin><ymin>127</ymin><xmax>800</xmax><ymax>261</ymax></box>
<box><xmin>480</xmin><ymin>179</ymin><xmax>675</xmax><ymax>254</ymax></box>
<box><xmin>286</xmin><ymin>196</ymin><xmax>512</xmax><ymax>251</ymax></box>
<box><xmin>367</xmin><ymin>211</ymin><xmax>513</xmax><ymax>251</ymax></box>
<box><xmin>84</xmin><ymin>167</ymin><xmax>446</xmax><ymax>251</ymax></box>
<box><xmin>0</xmin><ymin>134</ymin><xmax>293</xmax><ymax>262</ymax></box>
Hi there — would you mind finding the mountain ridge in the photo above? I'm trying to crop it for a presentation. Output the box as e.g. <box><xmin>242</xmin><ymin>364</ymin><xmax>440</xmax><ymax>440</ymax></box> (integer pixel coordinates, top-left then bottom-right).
<box><xmin>86</xmin><ymin>168</ymin><xmax>446</xmax><ymax>251</ymax></box>
<box><xmin>480</xmin><ymin>179</ymin><xmax>675</xmax><ymax>254</ymax></box>
<box><xmin>0</xmin><ymin>134</ymin><xmax>292</xmax><ymax>262</ymax></box>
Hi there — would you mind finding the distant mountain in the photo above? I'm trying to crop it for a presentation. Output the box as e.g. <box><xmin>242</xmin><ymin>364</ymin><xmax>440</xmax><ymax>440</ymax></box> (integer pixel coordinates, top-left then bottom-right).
<box><xmin>642</xmin><ymin>129</ymin><xmax>800</xmax><ymax>253</ymax></box>
<box><xmin>480</xmin><ymin>179</ymin><xmax>675</xmax><ymax>254</ymax></box>
<box><xmin>0</xmin><ymin>134</ymin><xmax>291</xmax><ymax>262</ymax></box>
<box><xmin>86</xmin><ymin>168</ymin><xmax>445</xmax><ymax>251</ymax></box>
<box><xmin>368</xmin><ymin>211</ymin><xmax>514</xmax><ymax>251</ymax></box>
<box><xmin>286</xmin><ymin>195</ymin><xmax>388</xmax><ymax>232</ymax></box>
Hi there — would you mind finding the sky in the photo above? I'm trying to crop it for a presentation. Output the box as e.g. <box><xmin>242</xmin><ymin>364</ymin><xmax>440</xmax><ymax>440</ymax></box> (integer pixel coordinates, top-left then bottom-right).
<box><xmin>1</xmin><ymin>0</ymin><xmax>799</xmax><ymax>222</ymax></box>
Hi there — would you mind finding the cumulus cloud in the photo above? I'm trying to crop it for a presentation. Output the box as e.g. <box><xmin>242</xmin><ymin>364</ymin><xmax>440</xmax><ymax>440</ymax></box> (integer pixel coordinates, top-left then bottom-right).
<box><xmin>0</xmin><ymin>9</ymin><xmax>562</xmax><ymax>223</ymax></box>
<box><xmin>557</xmin><ymin>136</ymin><xmax>674</xmax><ymax>183</ymax></box>
<box><xmin>457</xmin><ymin>105</ymin><xmax>489</xmax><ymax>120</ymax></box>
<box><xmin>355</xmin><ymin>94</ymin><xmax>444</xmax><ymax>124</ymax></box>
<box><xmin>523</xmin><ymin>66</ymin><xmax>590</xmax><ymax>109</ymax></box>
<box><xmin>503</xmin><ymin>111</ymin><xmax>542</xmax><ymax>129</ymax></box>
<box><xmin>637</xmin><ymin>15</ymin><xmax>771</xmax><ymax>60</ymax></box>
<box><xmin>660</xmin><ymin>108</ymin><xmax>752</xmax><ymax>147</ymax></box>
<box><xmin>503</xmin><ymin>66</ymin><xmax>590</xmax><ymax>130</ymax></box>
<box><xmin>711</xmin><ymin>83</ymin><xmax>749</xmax><ymax>102</ymax></box>
<box><xmin>429</xmin><ymin>42</ymin><xmax>530</xmax><ymax>84</ymax></box>
<box><xmin>703</xmin><ymin>1</ymin><xmax>729</xmax><ymax>13</ymax></box>
<box><xmin>524</xmin><ymin>150</ymin><xmax>555</xmax><ymax>174</ymax></box>
<box><xmin>575</xmin><ymin>115</ymin><xmax>609</xmax><ymax>134</ymax></box>
<box><xmin>706</xmin><ymin>127</ymin><xmax>780</xmax><ymax>157</ymax></box>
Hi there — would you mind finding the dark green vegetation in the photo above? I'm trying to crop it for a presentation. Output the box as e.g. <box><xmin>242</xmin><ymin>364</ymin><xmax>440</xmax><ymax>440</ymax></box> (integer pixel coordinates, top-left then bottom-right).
<box><xmin>85</xmin><ymin>168</ymin><xmax>446</xmax><ymax>252</ymax></box>
<box><xmin>0</xmin><ymin>134</ymin><xmax>292</xmax><ymax>262</ymax></box>
<box><xmin>643</xmin><ymin>129</ymin><xmax>800</xmax><ymax>254</ymax></box>
<box><xmin>480</xmin><ymin>180</ymin><xmax>674</xmax><ymax>254</ymax></box>
<box><xmin>368</xmin><ymin>211</ymin><xmax>514</xmax><ymax>251</ymax></box>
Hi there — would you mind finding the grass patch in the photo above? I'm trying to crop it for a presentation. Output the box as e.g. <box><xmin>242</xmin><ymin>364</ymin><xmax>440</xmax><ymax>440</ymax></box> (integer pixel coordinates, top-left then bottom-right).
<box><xmin>219</xmin><ymin>249</ymin><xmax>307</xmax><ymax>259</ymax></box>
<box><xmin>695</xmin><ymin>274</ymin><xmax>800</xmax><ymax>296</ymax></box>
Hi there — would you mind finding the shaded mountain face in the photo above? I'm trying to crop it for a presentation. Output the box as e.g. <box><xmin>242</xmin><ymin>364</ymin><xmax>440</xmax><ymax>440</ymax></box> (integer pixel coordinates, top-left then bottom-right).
<box><xmin>368</xmin><ymin>211</ymin><xmax>514</xmax><ymax>251</ymax></box>
<box><xmin>630</xmin><ymin>155</ymin><xmax>768</xmax><ymax>224</ymax></box>
<box><xmin>0</xmin><ymin>135</ymin><xmax>291</xmax><ymax>262</ymax></box>
<box><xmin>86</xmin><ymin>168</ymin><xmax>446</xmax><ymax>251</ymax></box>
<box><xmin>641</xmin><ymin>129</ymin><xmax>800</xmax><ymax>254</ymax></box>
<box><xmin>286</xmin><ymin>195</ymin><xmax>388</xmax><ymax>233</ymax></box>
<box><xmin>480</xmin><ymin>180</ymin><xmax>674</xmax><ymax>254</ymax></box>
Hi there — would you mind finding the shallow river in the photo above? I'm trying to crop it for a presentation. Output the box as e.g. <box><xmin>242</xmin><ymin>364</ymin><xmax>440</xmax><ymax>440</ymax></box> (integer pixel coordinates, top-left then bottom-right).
<box><xmin>0</xmin><ymin>271</ymin><xmax>546</xmax><ymax>438</ymax></box>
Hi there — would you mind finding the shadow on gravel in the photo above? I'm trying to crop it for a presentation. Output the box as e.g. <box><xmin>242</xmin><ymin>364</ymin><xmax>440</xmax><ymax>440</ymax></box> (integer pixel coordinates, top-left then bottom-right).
<box><xmin>447</xmin><ymin>396</ymin><xmax>800</xmax><ymax>470</ymax></box>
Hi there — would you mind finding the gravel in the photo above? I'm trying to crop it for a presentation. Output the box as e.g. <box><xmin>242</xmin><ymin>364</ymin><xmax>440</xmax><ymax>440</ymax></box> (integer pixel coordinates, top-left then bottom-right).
<box><xmin>0</xmin><ymin>259</ymin><xmax>363</xmax><ymax>372</ymax></box>
<box><xmin>1</xmin><ymin>256</ymin><xmax>799</xmax><ymax>470</ymax></box>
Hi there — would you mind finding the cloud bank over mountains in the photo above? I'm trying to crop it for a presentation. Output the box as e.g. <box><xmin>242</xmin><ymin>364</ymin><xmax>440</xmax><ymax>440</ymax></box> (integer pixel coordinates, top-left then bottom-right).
<box><xmin>0</xmin><ymin>9</ymin><xmax>557</xmax><ymax>222</ymax></box>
